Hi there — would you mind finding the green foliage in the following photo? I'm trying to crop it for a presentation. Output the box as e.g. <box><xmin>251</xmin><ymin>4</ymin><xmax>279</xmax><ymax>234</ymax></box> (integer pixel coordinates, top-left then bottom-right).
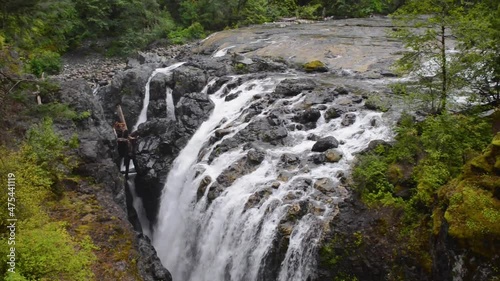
<box><xmin>23</xmin><ymin>118</ymin><xmax>76</xmax><ymax>196</ymax></box>
<box><xmin>353</xmin><ymin>113</ymin><xmax>492</xmax><ymax>208</ymax></box>
<box><xmin>392</xmin><ymin>0</ymin><xmax>500</xmax><ymax>112</ymax></box>
<box><xmin>168</xmin><ymin>22</ymin><xmax>205</xmax><ymax>45</ymax></box>
<box><xmin>0</xmin><ymin>119</ymin><xmax>97</xmax><ymax>280</ymax></box>
<box><xmin>73</xmin><ymin>110</ymin><xmax>92</xmax><ymax>121</ymax></box>
<box><xmin>445</xmin><ymin>184</ymin><xmax>500</xmax><ymax>239</ymax></box>
<box><xmin>1</xmin><ymin>223</ymin><xmax>96</xmax><ymax>281</ymax></box>
<box><xmin>353</xmin><ymin>154</ymin><xmax>393</xmax><ymax>195</ymax></box>
<box><xmin>68</xmin><ymin>133</ymin><xmax>80</xmax><ymax>149</ymax></box>
<box><xmin>27</xmin><ymin>50</ymin><xmax>62</xmax><ymax>77</ymax></box>
<box><xmin>234</xmin><ymin>63</ymin><xmax>248</xmax><ymax>74</ymax></box>
<box><xmin>29</xmin><ymin>103</ymin><xmax>78</xmax><ymax>121</ymax></box>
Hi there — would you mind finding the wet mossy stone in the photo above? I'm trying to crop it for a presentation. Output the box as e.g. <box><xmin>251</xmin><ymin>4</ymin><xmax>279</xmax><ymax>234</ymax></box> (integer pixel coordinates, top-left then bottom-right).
<box><xmin>303</xmin><ymin>60</ymin><xmax>328</xmax><ymax>73</ymax></box>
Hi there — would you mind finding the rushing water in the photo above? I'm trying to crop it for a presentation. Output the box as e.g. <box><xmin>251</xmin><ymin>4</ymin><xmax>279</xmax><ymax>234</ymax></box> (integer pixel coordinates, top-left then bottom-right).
<box><xmin>150</xmin><ymin>73</ymin><xmax>393</xmax><ymax>281</ymax></box>
<box><xmin>132</xmin><ymin>62</ymin><xmax>186</xmax><ymax>132</ymax></box>
<box><xmin>127</xmin><ymin>62</ymin><xmax>185</xmax><ymax>236</ymax></box>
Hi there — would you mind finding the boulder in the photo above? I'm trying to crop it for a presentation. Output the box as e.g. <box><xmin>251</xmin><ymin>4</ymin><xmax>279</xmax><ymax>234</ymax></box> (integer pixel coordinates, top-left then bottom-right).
<box><xmin>312</xmin><ymin>136</ymin><xmax>339</xmax><ymax>152</ymax></box>
<box><xmin>314</xmin><ymin>178</ymin><xmax>337</xmax><ymax>194</ymax></box>
<box><xmin>325</xmin><ymin>149</ymin><xmax>343</xmax><ymax>163</ymax></box>
<box><xmin>171</xmin><ymin>65</ymin><xmax>208</xmax><ymax>104</ymax></box>
<box><xmin>293</xmin><ymin>108</ymin><xmax>321</xmax><ymax>124</ymax></box>
<box><xmin>341</xmin><ymin>113</ymin><xmax>357</xmax><ymax>126</ymax></box>
<box><xmin>274</xmin><ymin>78</ymin><xmax>316</xmax><ymax>97</ymax></box>
<box><xmin>280</xmin><ymin>153</ymin><xmax>301</xmax><ymax>169</ymax></box>
<box><xmin>98</xmin><ymin>64</ymin><xmax>156</xmax><ymax>127</ymax></box>
<box><xmin>310</xmin><ymin>153</ymin><xmax>326</xmax><ymax>164</ymax></box>
<box><xmin>303</xmin><ymin>60</ymin><xmax>328</xmax><ymax>73</ymax></box>
<box><xmin>325</xmin><ymin>107</ymin><xmax>341</xmax><ymax>122</ymax></box>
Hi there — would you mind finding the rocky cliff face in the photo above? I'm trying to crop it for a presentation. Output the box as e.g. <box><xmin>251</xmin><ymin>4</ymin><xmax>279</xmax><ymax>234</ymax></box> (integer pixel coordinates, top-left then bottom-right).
<box><xmin>56</xmin><ymin>16</ymin><xmax>498</xmax><ymax>281</ymax></box>
<box><xmin>54</xmin><ymin>78</ymin><xmax>172</xmax><ymax>281</ymax></box>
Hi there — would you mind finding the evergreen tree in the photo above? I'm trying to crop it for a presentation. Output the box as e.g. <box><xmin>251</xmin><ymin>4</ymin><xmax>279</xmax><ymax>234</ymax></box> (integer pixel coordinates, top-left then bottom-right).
<box><xmin>393</xmin><ymin>0</ymin><xmax>500</xmax><ymax>113</ymax></box>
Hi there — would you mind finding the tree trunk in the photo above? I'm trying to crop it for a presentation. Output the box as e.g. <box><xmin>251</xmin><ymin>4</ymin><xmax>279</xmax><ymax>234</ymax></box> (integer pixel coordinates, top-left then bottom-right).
<box><xmin>439</xmin><ymin>24</ymin><xmax>447</xmax><ymax>114</ymax></box>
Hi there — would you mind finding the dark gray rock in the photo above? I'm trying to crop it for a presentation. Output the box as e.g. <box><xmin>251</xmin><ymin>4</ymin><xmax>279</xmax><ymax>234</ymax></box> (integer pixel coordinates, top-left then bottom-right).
<box><xmin>137</xmin><ymin>51</ymin><xmax>165</xmax><ymax>65</ymax></box>
<box><xmin>341</xmin><ymin>113</ymin><xmax>357</xmax><ymax>126</ymax></box>
<box><xmin>279</xmin><ymin>153</ymin><xmax>301</xmax><ymax>169</ymax></box>
<box><xmin>56</xmin><ymin>79</ymin><xmax>173</xmax><ymax>281</ymax></box>
<box><xmin>197</xmin><ymin>175</ymin><xmax>212</xmax><ymax>201</ymax></box>
<box><xmin>307</xmin><ymin>133</ymin><xmax>319</xmax><ymax>141</ymax></box>
<box><xmin>303</xmin><ymin>90</ymin><xmax>336</xmax><ymax>106</ymax></box>
<box><xmin>171</xmin><ymin>65</ymin><xmax>208</xmax><ymax>104</ymax></box>
<box><xmin>98</xmin><ymin>64</ymin><xmax>156</xmax><ymax>127</ymax></box>
<box><xmin>176</xmin><ymin>92</ymin><xmax>215</xmax><ymax>132</ymax></box>
<box><xmin>359</xmin><ymin>139</ymin><xmax>392</xmax><ymax>154</ymax></box>
<box><xmin>312</xmin><ymin>136</ymin><xmax>339</xmax><ymax>152</ymax></box>
<box><xmin>208</xmin><ymin>76</ymin><xmax>233</xmax><ymax>95</ymax></box>
<box><xmin>225</xmin><ymin>91</ymin><xmax>240</xmax><ymax>101</ymax></box>
<box><xmin>137</xmin><ymin>234</ymin><xmax>172</xmax><ymax>281</ymax></box>
<box><xmin>134</xmin><ymin>90</ymin><xmax>214</xmax><ymax>223</ymax></box>
<box><xmin>273</xmin><ymin>78</ymin><xmax>316</xmax><ymax>97</ymax></box>
<box><xmin>313</xmin><ymin>178</ymin><xmax>337</xmax><ymax>194</ymax></box>
<box><xmin>209</xmin><ymin>116</ymin><xmax>288</xmax><ymax>162</ymax></box>
<box><xmin>244</xmin><ymin>188</ymin><xmax>273</xmax><ymax>210</ymax></box>
<box><xmin>207</xmin><ymin>149</ymin><xmax>266</xmax><ymax>203</ymax></box>
<box><xmin>293</xmin><ymin>108</ymin><xmax>321</xmax><ymax>124</ymax></box>
<box><xmin>325</xmin><ymin>107</ymin><xmax>341</xmax><ymax>122</ymax></box>
<box><xmin>309</xmin><ymin>153</ymin><xmax>326</xmax><ymax>164</ymax></box>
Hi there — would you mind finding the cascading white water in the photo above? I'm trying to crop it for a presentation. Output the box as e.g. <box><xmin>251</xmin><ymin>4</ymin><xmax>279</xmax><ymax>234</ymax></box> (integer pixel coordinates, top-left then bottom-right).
<box><xmin>133</xmin><ymin>62</ymin><xmax>186</xmax><ymax>131</ymax></box>
<box><xmin>153</xmin><ymin>76</ymin><xmax>393</xmax><ymax>281</ymax></box>
<box><xmin>166</xmin><ymin>88</ymin><xmax>176</xmax><ymax>121</ymax></box>
<box><xmin>126</xmin><ymin>62</ymin><xmax>185</xmax><ymax>236</ymax></box>
<box><xmin>213</xmin><ymin>46</ymin><xmax>236</xmax><ymax>58</ymax></box>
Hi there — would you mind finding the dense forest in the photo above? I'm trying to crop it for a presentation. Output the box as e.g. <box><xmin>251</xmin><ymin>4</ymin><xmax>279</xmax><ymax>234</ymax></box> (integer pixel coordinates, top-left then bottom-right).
<box><xmin>0</xmin><ymin>0</ymin><xmax>499</xmax><ymax>280</ymax></box>
<box><xmin>0</xmin><ymin>0</ymin><xmax>405</xmax><ymax>73</ymax></box>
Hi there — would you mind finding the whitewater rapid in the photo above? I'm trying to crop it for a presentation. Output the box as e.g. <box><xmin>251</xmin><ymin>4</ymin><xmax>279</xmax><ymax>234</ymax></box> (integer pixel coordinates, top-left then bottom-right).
<box><xmin>151</xmin><ymin>73</ymin><xmax>392</xmax><ymax>281</ymax></box>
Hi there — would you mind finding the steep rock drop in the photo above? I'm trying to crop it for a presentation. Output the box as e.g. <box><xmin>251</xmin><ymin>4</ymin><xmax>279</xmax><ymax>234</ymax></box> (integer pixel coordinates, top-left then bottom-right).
<box><xmin>145</xmin><ymin>73</ymin><xmax>393</xmax><ymax>281</ymax></box>
<box><xmin>111</xmin><ymin>17</ymin><xmax>411</xmax><ymax>281</ymax></box>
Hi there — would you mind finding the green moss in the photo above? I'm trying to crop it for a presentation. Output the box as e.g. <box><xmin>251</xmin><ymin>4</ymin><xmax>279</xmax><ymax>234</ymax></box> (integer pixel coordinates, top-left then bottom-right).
<box><xmin>491</xmin><ymin>133</ymin><xmax>500</xmax><ymax>147</ymax></box>
<box><xmin>234</xmin><ymin>63</ymin><xmax>248</xmax><ymax>74</ymax></box>
<box><xmin>303</xmin><ymin>60</ymin><xmax>328</xmax><ymax>73</ymax></box>
<box><xmin>444</xmin><ymin>183</ymin><xmax>500</xmax><ymax>255</ymax></box>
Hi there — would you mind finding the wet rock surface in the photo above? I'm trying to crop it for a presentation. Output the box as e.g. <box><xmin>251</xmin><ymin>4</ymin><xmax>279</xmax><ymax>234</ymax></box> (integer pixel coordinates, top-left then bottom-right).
<box><xmin>54</xmin><ymin>79</ymin><xmax>170</xmax><ymax>281</ymax></box>
<box><xmin>312</xmin><ymin>136</ymin><xmax>339</xmax><ymax>152</ymax></box>
<box><xmin>52</xmin><ymin>16</ymin><xmax>456</xmax><ymax>281</ymax></box>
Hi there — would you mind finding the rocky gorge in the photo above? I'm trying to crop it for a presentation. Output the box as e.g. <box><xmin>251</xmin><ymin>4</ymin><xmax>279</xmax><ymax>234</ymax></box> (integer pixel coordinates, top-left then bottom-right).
<box><xmin>50</xmin><ymin>16</ymin><xmax>498</xmax><ymax>281</ymax></box>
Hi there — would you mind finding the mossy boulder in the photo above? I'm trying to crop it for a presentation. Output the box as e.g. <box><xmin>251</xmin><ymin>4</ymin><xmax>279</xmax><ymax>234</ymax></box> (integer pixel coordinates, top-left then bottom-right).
<box><xmin>469</xmin><ymin>132</ymin><xmax>500</xmax><ymax>175</ymax></box>
<box><xmin>439</xmin><ymin>133</ymin><xmax>500</xmax><ymax>257</ymax></box>
<box><xmin>442</xmin><ymin>181</ymin><xmax>500</xmax><ymax>257</ymax></box>
<box><xmin>303</xmin><ymin>60</ymin><xmax>328</xmax><ymax>73</ymax></box>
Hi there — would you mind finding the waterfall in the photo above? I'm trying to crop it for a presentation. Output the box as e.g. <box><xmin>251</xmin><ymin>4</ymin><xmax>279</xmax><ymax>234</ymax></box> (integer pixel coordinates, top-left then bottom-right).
<box><xmin>153</xmin><ymin>76</ymin><xmax>393</xmax><ymax>281</ymax></box>
<box><xmin>127</xmin><ymin>62</ymin><xmax>185</xmax><ymax>236</ymax></box>
<box><xmin>166</xmin><ymin>88</ymin><xmax>176</xmax><ymax>121</ymax></box>
<box><xmin>133</xmin><ymin>62</ymin><xmax>186</xmax><ymax>132</ymax></box>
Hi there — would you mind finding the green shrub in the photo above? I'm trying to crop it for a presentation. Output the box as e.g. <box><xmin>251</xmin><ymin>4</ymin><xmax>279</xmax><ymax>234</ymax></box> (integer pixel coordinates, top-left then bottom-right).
<box><xmin>23</xmin><ymin>118</ymin><xmax>76</xmax><ymax>196</ymax></box>
<box><xmin>353</xmin><ymin>154</ymin><xmax>393</xmax><ymax>195</ymax></box>
<box><xmin>353</xmin><ymin>113</ymin><xmax>492</xmax><ymax>208</ymax></box>
<box><xmin>297</xmin><ymin>4</ymin><xmax>322</xmax><ymax>19</ymax></box>
<box><xmin>28</xmin><ymin>51</ymin><xmax>62</xmax><ymax>77</ymax></box>
<box><xmin>0</xmin><ymin>119</ymin><xmax>97</xmax><ymax>280</ymax></box>
<box><xmin>1</xmin><ymin>223</ymin><xmax>96</xmax><ymax>281</ymax></box>
<box><xmin>168</xmin><ymin>22</ymin><xmax>205</xmax><ymax>45</ymax></box>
